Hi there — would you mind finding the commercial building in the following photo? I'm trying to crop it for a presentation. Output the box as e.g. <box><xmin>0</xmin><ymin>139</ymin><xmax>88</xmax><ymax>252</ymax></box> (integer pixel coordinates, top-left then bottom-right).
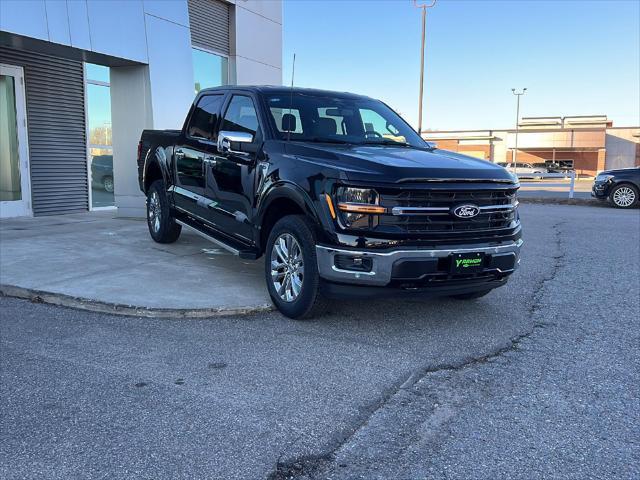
<box><xmin>423</xmin><ymin>116</ymin><xmax>640</xmax><ymax>177</ymax></box>
<box><xmin>0</xmin><ymin>0</ymin><xmax>282</xmax><ymax>218</ymax></box>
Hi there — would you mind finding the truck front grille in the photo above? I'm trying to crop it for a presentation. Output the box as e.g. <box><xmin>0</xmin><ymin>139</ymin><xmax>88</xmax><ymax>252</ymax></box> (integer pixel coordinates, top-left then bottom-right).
<box><xmin>375</xmin><ymin>187</ymin><xmax>519</xmax><ymax>237</ymax></box>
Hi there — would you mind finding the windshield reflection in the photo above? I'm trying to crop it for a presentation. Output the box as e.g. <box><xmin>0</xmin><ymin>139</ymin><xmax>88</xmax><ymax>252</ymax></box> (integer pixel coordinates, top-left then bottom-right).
<box><xmin>265</xmin><ymin>93</ymin><xmax>430</xmax><ymax>149</ymax></box>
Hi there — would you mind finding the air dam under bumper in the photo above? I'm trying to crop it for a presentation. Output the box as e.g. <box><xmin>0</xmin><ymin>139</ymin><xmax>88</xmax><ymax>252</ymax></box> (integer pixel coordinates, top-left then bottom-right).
<box><xmin>316</xmin><ymin>239</ymin><xmax>523</xmax><ymax>287</ymax></box>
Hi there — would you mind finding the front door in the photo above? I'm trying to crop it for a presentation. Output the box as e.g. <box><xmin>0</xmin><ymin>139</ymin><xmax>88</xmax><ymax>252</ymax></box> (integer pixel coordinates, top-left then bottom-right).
<box><xmin>0</xmin><ymin>64</ymin><xmax>31</xmax><ymax>218</ymax></box>
<box><xmin>173</xmin><ymin>93</ymin><xmax>225</xmax><ymax>219</ymax></box>
<box><xmin>205</xmin><ymin>94</ymin><xmax>261</xmax><ymax>243</ymax></box>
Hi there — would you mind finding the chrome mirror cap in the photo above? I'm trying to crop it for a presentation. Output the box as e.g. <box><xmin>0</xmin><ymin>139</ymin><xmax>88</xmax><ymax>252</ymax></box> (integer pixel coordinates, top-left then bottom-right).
<box><xmin>217</xmin><ymin>130</ymin><xmax>253</xmax><ymax>154</ymax></box>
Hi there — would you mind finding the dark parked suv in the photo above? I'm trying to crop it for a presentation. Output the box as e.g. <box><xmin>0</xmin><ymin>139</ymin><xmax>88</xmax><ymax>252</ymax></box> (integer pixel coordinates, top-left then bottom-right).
<box><xmin>592</xmin><ymin>167</ymin><xmax>640</xmax><ymax>208</ymax></box>
<box><xmin>137</xmin><ymin>86</ymin><xmax>522</xmax><ymax>318</ymax></box>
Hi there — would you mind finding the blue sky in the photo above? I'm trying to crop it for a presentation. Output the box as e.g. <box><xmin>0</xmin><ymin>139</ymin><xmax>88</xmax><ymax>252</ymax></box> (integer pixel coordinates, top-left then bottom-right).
<box><xmin>283</xmin><ymin>0</ymin><xmax>640</xmax><ymax>131</ymax></box>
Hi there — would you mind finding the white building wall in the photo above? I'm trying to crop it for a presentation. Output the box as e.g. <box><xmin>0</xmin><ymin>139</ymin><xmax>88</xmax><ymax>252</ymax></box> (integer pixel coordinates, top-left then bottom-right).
<box><xmin>110</xmin><ymin>66</ymin><xmax>154</xmax><ymax>218</ymax></box>
<box><xmin>0</xmin><ymin>0</ymin><xmax>49</xmax><ymax>42</ymax></box>
<box><xmin>86</xmin><ymin>1</ymin><xmax>149</xmax><ymax>63</ymax></box>
<box><xmin>110</xmin><ymin>1</ymin><xmax>195</xmax><ymax>216</ymax></box>
<box><xmin>1</xmin><ymin>0</ymin><xmax>283</xmax><ymax>217</ymax></box>
<box><xmin>230</xmin><ymin>0</ymin><xmax>283</xmax><ymax>85</ymax></box>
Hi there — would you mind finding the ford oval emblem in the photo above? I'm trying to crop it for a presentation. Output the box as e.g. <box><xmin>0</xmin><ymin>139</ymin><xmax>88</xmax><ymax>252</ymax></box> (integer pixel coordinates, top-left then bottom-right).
<box><xmin>452</xmin><ymin>204</ymin><xmax>480</xmax><ymax>219</ymax></box>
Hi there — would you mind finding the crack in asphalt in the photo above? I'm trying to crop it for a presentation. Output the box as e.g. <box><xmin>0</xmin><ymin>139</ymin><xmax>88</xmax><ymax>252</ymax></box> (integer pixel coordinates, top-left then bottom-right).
<box><xmin>268</xmin><ymin>222</ymin><xmax>567</xmax><ymax>480</ymax></box>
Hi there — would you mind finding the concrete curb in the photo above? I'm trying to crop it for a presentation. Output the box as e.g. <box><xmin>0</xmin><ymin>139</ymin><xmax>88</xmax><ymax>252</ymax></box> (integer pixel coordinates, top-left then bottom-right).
<box><xmin>0</xmin><ymin>284</ymin><xmax>274</xmax><ymax>319</ymax></box>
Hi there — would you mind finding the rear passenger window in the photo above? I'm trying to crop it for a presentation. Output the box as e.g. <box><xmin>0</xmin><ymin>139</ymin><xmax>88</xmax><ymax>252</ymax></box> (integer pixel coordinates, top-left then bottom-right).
<box><xmin>187</xmin><ymin>94</ymin><xmax>224</xmax><ymax>141</ymax></box>
<box><xmin>221</xmin><ymin>95</ymin><xmax>260</xmax><ymax>139</ymax></box>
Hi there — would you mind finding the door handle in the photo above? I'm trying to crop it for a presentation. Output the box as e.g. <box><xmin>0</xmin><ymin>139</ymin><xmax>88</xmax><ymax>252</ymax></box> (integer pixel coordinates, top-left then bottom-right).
<box><xmin>175</xmin><ymin>149</ymin><xmax>185</xmax><ymax>160</ymax></box>
<box><xmin>203</xmin><ymin>156</ymin><xmax>217</xmax><ymax>166</ymax></box>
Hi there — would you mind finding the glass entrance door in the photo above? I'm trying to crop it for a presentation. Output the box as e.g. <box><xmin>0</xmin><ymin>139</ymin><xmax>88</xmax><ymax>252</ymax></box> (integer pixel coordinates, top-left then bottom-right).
<box><xmin>0</xmin><ymin>64</ymin><xmax>31</xmax><ymax>217</ymax></box>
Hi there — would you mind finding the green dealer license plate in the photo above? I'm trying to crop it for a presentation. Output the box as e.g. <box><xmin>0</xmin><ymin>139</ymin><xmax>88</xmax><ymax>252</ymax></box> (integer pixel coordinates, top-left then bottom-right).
<box><xmin>450</xmin><ymin>252</ymin><xmax>485</xmax><ymax>273</ymax></box>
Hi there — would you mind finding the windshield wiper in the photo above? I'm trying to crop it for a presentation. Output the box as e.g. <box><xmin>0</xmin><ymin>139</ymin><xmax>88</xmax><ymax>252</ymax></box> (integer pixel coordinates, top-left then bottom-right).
<box><xmin>360</xmin><ymin>139</ymin><xmax>410</xmax><ymax>146</ymax></box>
<box><xmin>359</xmin><ymin>139</ymin><xmax>435</xmax><ymax>150</ymax></box>
<box><xmin>304</xmin><ymin>137</ymin><xmax>353</xmax><ymax>145</ymax></box>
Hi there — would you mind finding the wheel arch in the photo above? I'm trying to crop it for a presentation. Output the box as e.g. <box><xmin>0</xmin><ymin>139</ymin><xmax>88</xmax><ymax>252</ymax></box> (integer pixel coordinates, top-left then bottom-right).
<box><xmin>611</xmin><ymin>180</ymin><xmax>640</xmax><ymax>190</ymax></box>
<box><xmin>257</xmin><ymin>183</ymin><xmax>321</xmax><ymax>254</ymax></box>
<box><xmin>142</xmin><ymin>147</ymin><xmax>170</xmax><ymax>194</ymax></box>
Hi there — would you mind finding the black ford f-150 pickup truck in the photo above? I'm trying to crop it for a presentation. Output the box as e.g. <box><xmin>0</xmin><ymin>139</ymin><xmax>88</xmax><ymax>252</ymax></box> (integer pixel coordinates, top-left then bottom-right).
<box><xmin>137</xmin><ymin>86</ymin><xmax>522</xmax><ymax>318</ymax></box>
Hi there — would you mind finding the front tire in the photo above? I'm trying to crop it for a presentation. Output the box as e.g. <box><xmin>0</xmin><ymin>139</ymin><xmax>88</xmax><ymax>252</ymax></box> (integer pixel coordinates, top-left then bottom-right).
<box><xmin>147</xmin><ymin>179</ymin><xmax>181</xmax><ymax>243</ymax></box>
<box><xmin>265</xmin><ymin>215</ymin><xmax>325</xmax><ymax>319</ymax></box>
<box><xmin>609</xmin><ymin>183</ymin><xmax>638</xmax><ymax>209</ymax></box>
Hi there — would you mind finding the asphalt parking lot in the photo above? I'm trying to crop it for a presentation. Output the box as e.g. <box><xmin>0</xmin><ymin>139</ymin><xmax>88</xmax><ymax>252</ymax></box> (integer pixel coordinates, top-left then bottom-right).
<box><xmin>1</xmin><ymin>203</ymin><xmax>639</xmax><ymax>480</ymax></box>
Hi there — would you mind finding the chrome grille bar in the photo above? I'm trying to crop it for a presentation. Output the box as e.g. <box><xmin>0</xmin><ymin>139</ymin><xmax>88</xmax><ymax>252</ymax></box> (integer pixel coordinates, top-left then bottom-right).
<box><xmin>391</xmin><ymin>202</ymin><xmax>518</xmax><ymax>216</ymax></box>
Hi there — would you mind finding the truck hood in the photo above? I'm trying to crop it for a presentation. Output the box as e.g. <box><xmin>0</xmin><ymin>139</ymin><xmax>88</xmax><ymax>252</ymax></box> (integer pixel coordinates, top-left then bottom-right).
<box><xmin>284</xmin><ymin>143</ymin><xmax>515</xmax><ymax>184</ymax></box>
<box><xmin>600</xmin><ymin>167</ymin><xmax>640</xmax><ymax>175</ymax></box>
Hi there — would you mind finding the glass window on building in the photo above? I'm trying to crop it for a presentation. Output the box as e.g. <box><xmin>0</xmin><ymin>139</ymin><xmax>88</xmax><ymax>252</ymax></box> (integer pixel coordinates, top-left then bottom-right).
<box><xmin>85</xmin><ymin>64</ymin><xmax>114</xmax><ymax>208</ymax></box>
<box><xmin>192</xmin><ymin>48</ymin><xmax>228</xmax><ymax>95</ymax></box>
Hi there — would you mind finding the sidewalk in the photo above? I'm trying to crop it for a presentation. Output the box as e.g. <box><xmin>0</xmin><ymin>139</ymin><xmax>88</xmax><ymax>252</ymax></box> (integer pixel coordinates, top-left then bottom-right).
<box><xmin>0</xmin><ymin>212</ymin><xmax>271</xmax><ymax>317</ymax></box>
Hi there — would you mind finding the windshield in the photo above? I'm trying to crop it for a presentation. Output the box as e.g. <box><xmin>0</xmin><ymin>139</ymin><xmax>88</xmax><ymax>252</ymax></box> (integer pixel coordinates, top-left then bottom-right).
<box><xmin>264</xmin><ymin>92</ymin><xmax>429</xmax><ymax>148</ymax></box>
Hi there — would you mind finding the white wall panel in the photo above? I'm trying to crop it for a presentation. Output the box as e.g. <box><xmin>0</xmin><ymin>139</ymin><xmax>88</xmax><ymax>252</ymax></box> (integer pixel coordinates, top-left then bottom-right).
<box><xmin>144</xmin><ymin>14</ymin><xmax>194</xmax><ymax>129</ymax></box>
<box><xmin>235</xmin><ymin>56</ymin><xmax>281</xmax><ymax>86</ymax></box>
<box><xmin>44</xmin><ymin>0</ymin><xmax>71</xmax><ymax>46</ymax></box>
<box><xmin>236</xmin><ymin>0</ymin><xmax>282</xmax><ymax>25</ymax></box>
<box><xmin>0</xmin><ymin>0</ymin><xmax>49</xmax><ymax>41</ymax></box>
<box><xmin>67</xmin><ymin>0</ymin><xmax>92</xmax><ymax>50</ymax></box>
<box><xmin>234</xmin><ymin>4</ymin><xmax>281</xmax><ymax>71</ymax></box>
<box><xmin>86</xmin><ymin>0</ymin><xmax>148</xmax><ymax>63</ymax></box>
<box><xmin>143</xmin><ymin>0</ymin><xmax>190</xmax><ymax>27</ymax></box>
<box><xmin>111</xmin><ymin>65</ymin><xmax>153</xmax><ymax>217</ymax></box>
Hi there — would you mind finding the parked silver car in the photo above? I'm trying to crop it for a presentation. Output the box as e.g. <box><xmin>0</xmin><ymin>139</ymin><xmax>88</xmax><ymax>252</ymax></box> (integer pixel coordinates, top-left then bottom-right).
<box><xmin>496</xmin><ymin>162</ymin><xmax>546</xmax><ymax>179</ymax></box>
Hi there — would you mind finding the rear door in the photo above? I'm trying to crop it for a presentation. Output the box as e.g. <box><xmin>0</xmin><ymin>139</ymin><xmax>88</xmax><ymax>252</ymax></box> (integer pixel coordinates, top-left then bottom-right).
<box><xmin>173</xmin><ymin>93</ymin><xmax>225</xmax><ymax>218</ymax></box>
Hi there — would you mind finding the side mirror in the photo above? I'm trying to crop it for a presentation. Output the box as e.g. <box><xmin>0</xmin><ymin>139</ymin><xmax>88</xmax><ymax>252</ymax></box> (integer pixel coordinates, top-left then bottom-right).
<box><xmin>217</xmin><ymin>130</ymin><xmax>253</xmax><ymax>154</ymax></box>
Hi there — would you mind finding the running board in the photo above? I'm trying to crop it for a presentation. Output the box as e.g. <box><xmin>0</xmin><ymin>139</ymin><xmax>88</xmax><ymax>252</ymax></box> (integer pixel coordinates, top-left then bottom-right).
<box><xmin>174</xmin><ymin>218</ymin><xmax>259</xmax><ymax>259</ymax></box>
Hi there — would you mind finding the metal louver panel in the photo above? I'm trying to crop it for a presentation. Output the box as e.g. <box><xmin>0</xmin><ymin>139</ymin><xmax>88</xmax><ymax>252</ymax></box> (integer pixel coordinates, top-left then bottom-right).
<box><xmin>188</xmin><ymin>0</ymin><xmax>231</xmax><ymax>55</ymax></box>
<box><xmin>0</xmin><ymin>47</ymin><xmax>88</xmax><ymax>216</ymax></box>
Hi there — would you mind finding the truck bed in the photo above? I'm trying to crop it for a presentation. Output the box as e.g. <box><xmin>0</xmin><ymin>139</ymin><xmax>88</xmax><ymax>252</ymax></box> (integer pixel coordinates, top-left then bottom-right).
<box><xmin>137</xmin><ymin>129</ymin><xmax>181</xmax><ymax>191</ymax></box>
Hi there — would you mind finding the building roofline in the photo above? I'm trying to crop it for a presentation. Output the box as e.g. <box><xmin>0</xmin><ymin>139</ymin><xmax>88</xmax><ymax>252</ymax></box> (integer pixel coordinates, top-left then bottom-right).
<box><xmin>421</xmin><ymin>125</ymin><xmax>640</xmax><ymax>140</ymax></box>
<box><xmin>421</xmin><ymin>127</ymin><xmax>614</xmax><ymax>135</ymax></box>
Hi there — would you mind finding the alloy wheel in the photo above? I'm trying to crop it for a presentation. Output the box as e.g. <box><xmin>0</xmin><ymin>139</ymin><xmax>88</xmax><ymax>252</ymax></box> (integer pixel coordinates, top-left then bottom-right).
<box><xmin>103</xmin><ymin>176</ymin><xmax>114</xmax><ymax>193</ymax></box>
<box><xmin>148</xmin><ymin>191</ymin><xmax>161</xmax><ymax>233</ymax></box>
<box><xmin>612</xmin><ymin>186</ymin><xmax>636</xmax><ymax>207</ymax></box>
<box><xmin>270</xmin><ymin>233</ymin><xmax>304</xmax><ymax>302</ymax></box>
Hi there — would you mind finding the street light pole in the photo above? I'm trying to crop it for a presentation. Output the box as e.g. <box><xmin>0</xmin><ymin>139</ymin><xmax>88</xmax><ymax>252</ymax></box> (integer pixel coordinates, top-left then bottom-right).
<box><xmin>511</xmin><ymin>88</ymin><xmax>526</xmax><ymax>175</ymax></box>
<box><xmin>414</xmin><ymin>1</ymin><xmax>436</xmax><ymax>135</ymax></box>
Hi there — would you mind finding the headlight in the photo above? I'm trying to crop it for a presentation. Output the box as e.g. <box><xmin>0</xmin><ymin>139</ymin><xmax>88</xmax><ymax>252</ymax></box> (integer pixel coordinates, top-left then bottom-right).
<box><xmin>337</xmin><ymin>187</ymin><xmax>379</xmax><ymax>205</ymax></box>
<box><xmin>335</xmin><ymin>187</ymin><xmax>385</xmax><ymax>229</ymax></box>
<box><xmin>595</xmin><ymin>174</ymin><xmax>613</xmax><ymax>183</ymax></box>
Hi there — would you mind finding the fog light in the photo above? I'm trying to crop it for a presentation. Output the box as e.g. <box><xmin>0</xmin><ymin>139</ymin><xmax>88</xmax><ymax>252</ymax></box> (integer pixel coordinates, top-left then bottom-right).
<box><xmin>335</xmin><ymin>255</ymin><xmax>373</xmax><ymax>272</ymax></box>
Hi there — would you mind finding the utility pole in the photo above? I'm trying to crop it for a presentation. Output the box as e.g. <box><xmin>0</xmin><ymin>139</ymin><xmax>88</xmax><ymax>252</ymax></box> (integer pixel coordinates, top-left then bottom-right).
<box><xmin>511</xmin><ymin>88</ymin><xmax>527</xmax><ymax>175</ymax></box>
<box><xmin>414</xmin><ymin>0</ymin><xmax>436</xmax><ymax>135</ymax></box>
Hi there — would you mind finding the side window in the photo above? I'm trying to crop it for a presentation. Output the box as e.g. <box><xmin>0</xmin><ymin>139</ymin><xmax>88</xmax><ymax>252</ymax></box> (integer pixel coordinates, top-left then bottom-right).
<box><xmin>187</xmin><ymin>94</ymin><xmax>224</xmax><ymax>140</ymax></box>
<box><xmin>221</xmin><ymin>95</ymin><xmax>260</xmax><ymax>140</ymax></box>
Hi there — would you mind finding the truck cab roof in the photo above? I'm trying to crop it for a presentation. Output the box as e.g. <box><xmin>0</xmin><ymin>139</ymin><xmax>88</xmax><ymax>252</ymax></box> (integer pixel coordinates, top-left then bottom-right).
<box><xmin>198</xmin><ymin>85</ymin><xmax>373</xmax><ymax>101</ymax></box>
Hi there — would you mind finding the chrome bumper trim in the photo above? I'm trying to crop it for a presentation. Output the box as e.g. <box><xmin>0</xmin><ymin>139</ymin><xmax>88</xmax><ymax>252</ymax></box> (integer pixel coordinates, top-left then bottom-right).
<box><xmin>316</xmin><ymin>239</ymin><xmax>523</xmax><ymax>286</ymax></box>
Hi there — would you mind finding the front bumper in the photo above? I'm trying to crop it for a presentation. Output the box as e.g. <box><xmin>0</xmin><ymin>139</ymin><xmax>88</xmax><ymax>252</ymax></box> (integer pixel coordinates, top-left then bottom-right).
<box><xmin>316</xmin><ymin>239</ymin><xmax>523</xmax><ymax>287</ymax></box>
<box><xmin>592</xmin><ymin>182</ymin><xmax>609</xmax><ymax>199</ymax></box>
